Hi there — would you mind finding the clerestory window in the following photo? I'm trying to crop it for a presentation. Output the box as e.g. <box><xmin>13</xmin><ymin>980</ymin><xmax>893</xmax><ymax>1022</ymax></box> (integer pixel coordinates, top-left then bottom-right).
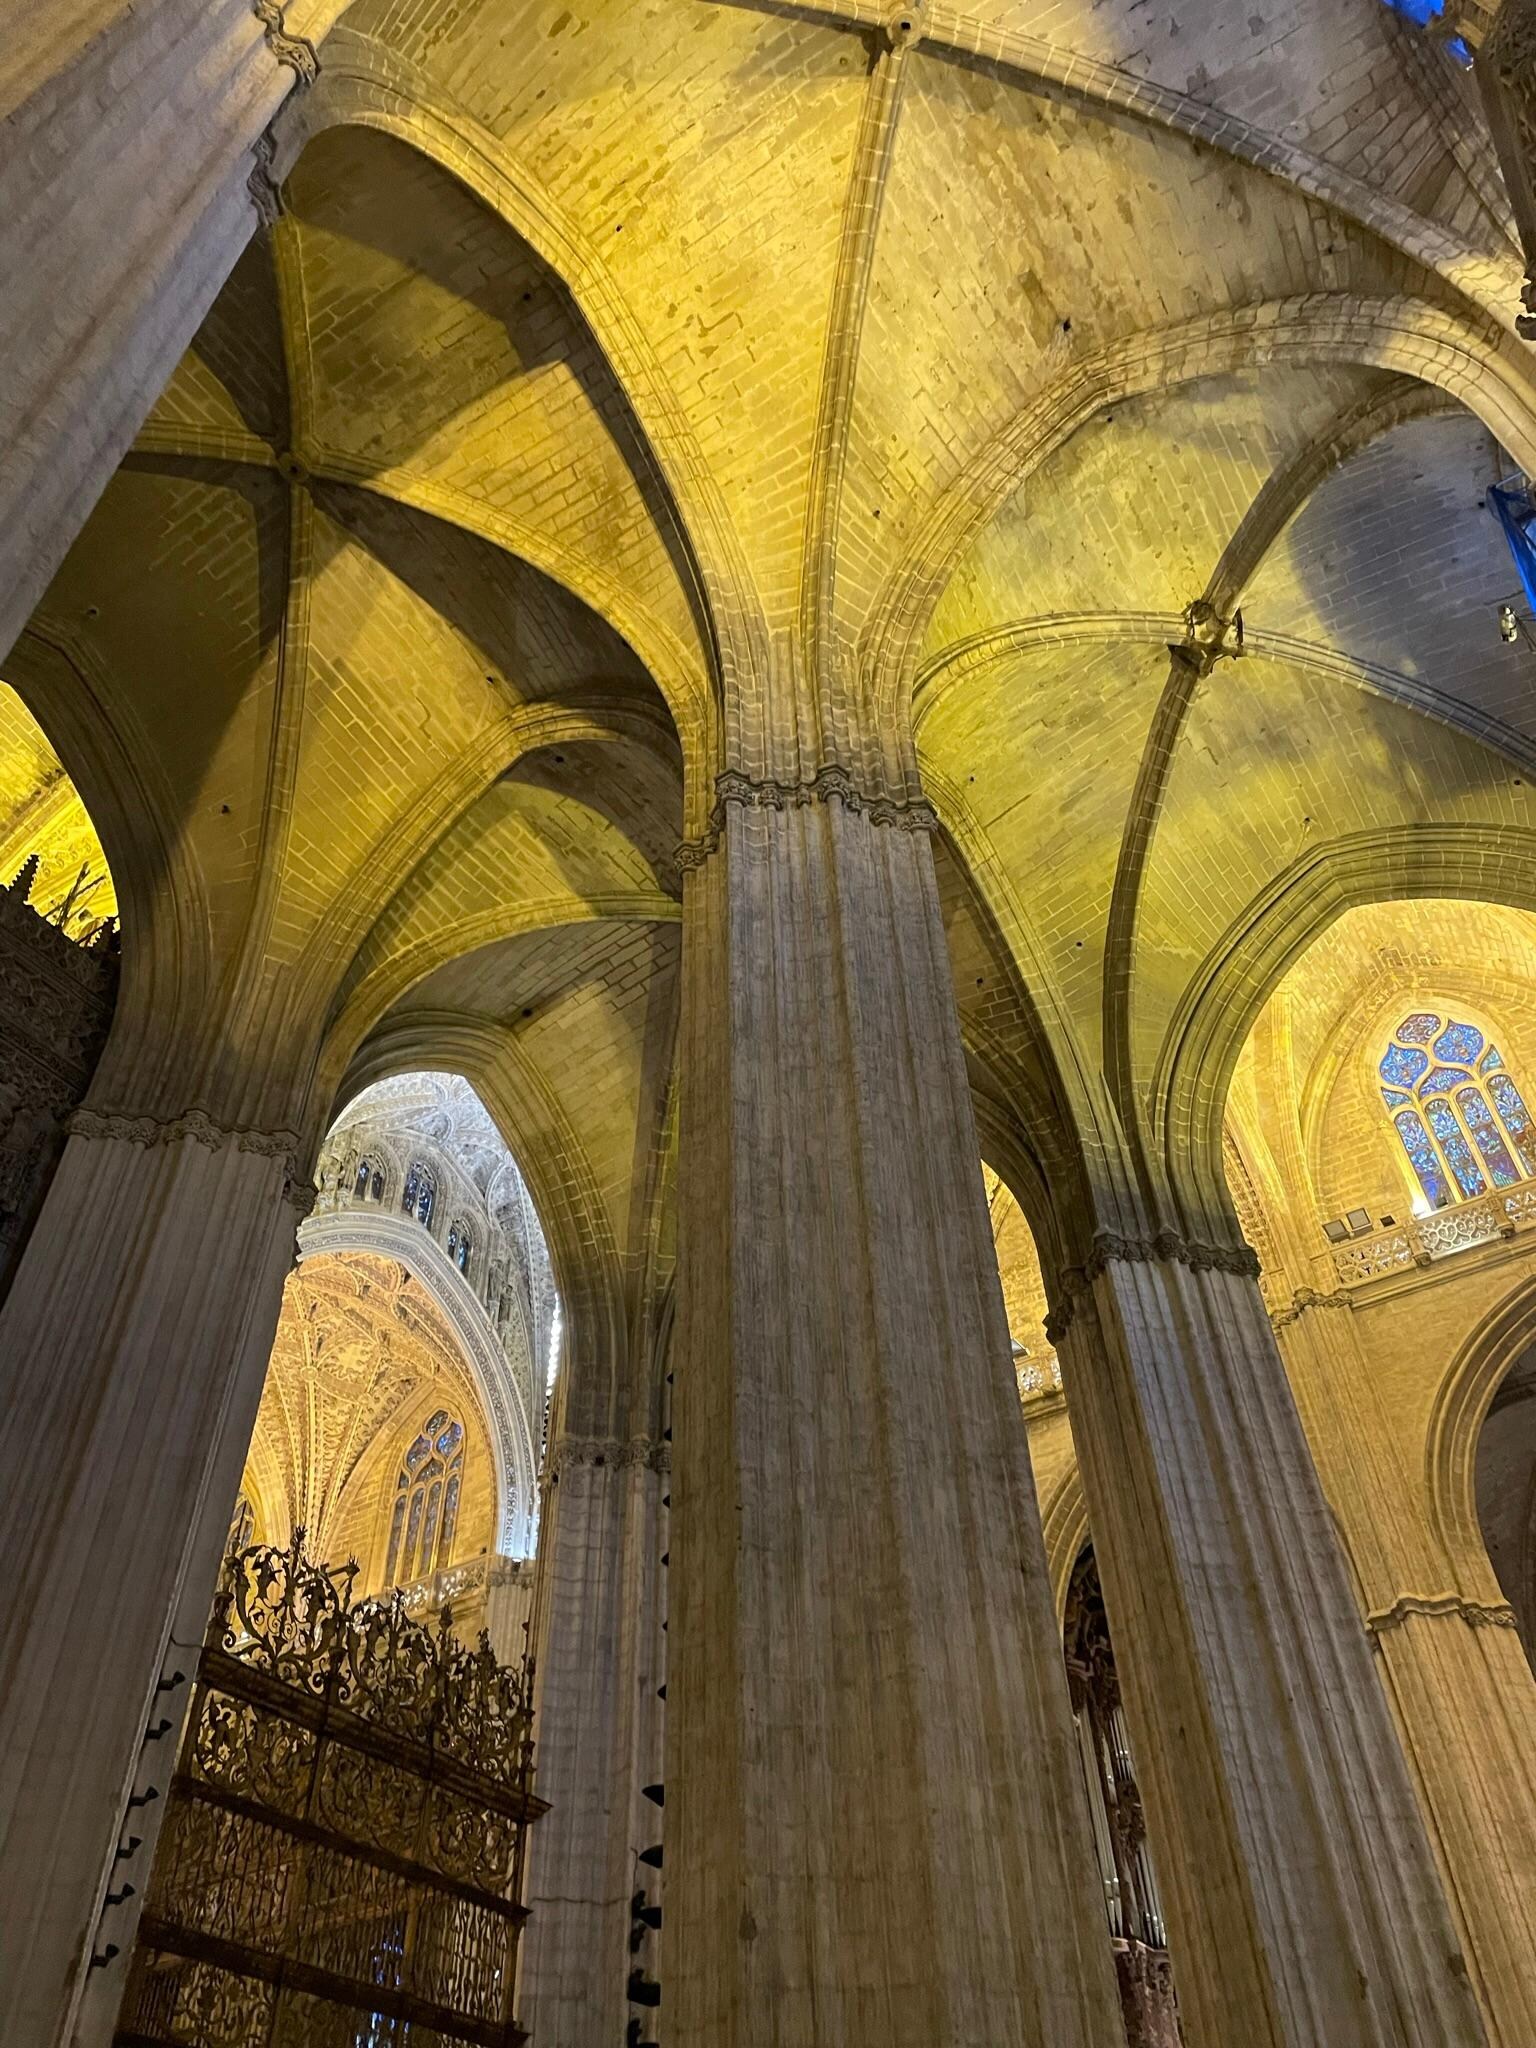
<box><xmin>1380</xmin><ymin>1011</ymin><xmax>1536</xmax><ymax>1209</ymax></box>
<box><xmin>401</xmin><ymin>1162</ymin><xmax>435</xmax><ymax>1229</ymax></box>
<box><xmin>383</xmin><ymin>1410</ymin><xmax>465</xmax><ymax>1588</ymax></box>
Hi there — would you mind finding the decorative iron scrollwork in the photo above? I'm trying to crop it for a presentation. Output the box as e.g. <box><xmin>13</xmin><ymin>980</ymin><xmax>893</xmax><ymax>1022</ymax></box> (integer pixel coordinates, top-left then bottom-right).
<box><xmin>114</xmin><ymin>1535</ymin><xmax>545</xmax><ymax>2048</ymax></box>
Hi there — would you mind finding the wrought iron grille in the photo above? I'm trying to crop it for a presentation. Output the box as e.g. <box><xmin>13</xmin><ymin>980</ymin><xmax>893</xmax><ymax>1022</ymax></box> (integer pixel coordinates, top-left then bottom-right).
<box><xmin>114</xmin><ymin>1533</ymin><xmax>545</xmax><ymax>2048</ymax></box>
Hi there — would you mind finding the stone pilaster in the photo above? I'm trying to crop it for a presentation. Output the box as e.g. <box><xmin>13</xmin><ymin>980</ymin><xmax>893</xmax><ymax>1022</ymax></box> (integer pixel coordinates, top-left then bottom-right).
<box><xmin>519</xmin><ymin>1436</ymin><xmax>669</xmax><ymax>2047</ymax></box>
<box><xmin>1051</xmin><ymin>1242</ymin><xmax>1488</xmax><ymax>2048</ymax></box>
<box><xmin>666</xmin><ymin>776</ymin><xmax>1122</xmax><ymax>2047</ymax></box>
<box><xmin>0</xmin><ymin>1106</ymin><xmax>308</xmax><ymax>2048</ymax></box>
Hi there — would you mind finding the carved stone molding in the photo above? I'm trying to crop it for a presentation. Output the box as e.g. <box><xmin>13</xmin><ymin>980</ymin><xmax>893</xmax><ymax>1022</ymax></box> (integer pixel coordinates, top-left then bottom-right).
<box><xmin>67</xmin><ymin>1104</ymin><xmax>301</xmax><ymax>1161</ymax></box>
<box><xmin>248</xmin><ymin>128</ymin><xmax>284</xmax><ymax>228</ymax></box>
<box><xmin>1270</xmin><ymin>1286</ymin><xmax>1354</xmax><ymax>1330</ymax></box>
<box><xmin>544</xmin><ymin>1433</ymin><xmax>670</xmax><ymax>1479</ymax></box>
<box><xmin>1366</xmin><ymin>1591</ymin><xmax>1520</xmax><ymax>1635</ymax></box>
<box><xmin>252</xmin><ymin>0</ymin><xmax>320</xmax><ymax>85</ymax></box>
<box><xmin>1045</xmin><ymin>1227</ymin><xmax>1261</xmax><ymax>1343</ymax></box>
<box><xmin>676</xmin><ymin>763</ymin><xmax>940</xmax><ymax>872</ymax></box>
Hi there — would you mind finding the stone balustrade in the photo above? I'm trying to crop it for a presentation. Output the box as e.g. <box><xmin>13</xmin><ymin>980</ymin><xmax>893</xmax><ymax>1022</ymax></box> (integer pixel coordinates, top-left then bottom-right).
<box><xmin>1330</xmin><ymin>1183</ymin><xmax>1536</xmax><ymax>1286</ymax></box>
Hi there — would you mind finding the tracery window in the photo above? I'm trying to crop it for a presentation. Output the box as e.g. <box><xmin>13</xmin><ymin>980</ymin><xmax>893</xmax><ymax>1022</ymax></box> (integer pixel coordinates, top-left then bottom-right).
<box><xmin>383</xmin><ymin>1410</ymin><xmax>465</xmax><ymax>1588</ymax></box>
<box><xmin>447</xmin><ymin>1222</ymin><xmax>472</xmax><ymax>1275</ymax></box>
<box><xmin>1380</xmin><ymin>1011</ymin><xmax>1536</xmax><ymax>1209</ymax></box>
<box><xmin>401</xmin><ymin>1162</ymin><xmax>435</xmax><ymax>1229</ymax></box>
<box><xmin>353</xmin><ymin>1155</ymin><xmax>384</xmax><ymax>1202</ymax></box>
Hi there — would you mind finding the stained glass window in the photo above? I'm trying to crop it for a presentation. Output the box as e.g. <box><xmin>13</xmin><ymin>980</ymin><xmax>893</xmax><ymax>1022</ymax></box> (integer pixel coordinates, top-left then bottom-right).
<box><xmin>447</xmin><ymin>1222</ymin><xmax>472</xmax><ymax>1274</ymax></box>
<box><xmin>1491</xmin><ymin>1074</ymin><xmax>1536</xmax><ymax>1178</ymax></box>
<box><xmin>1383</xmin><ymin>1011</ymin><xmax>1535</xmax><ymax>1208</ymax></box>
<box><xmin>1380</xmin><ymin>1043</ymin><xmax>1429</xmax><ymax>1089</ymax></box>
<box><xmin>1394</xmin><ymin>1109</ymin><xmax>1450</xmax><ymax>1211</ymax></box>
<box><xmin>1426</xmin><ymin>1099</ymin><xmax>1486</xmax><ymax>1199</ymax></box>
<box><xmin>1396</xmin><ymin>1012</ymin><xmax>1442</xmax><ymax>1044</ymax></box>
<box><xmin>1456</xmin><ymin>1087</ymin><xmax>1520</xmax><ymax>1187</ymax></box>
<box><xmin>402</xmin><ymin>1163</ymin><xmax>435</xmax><ymax>1229</ymax></box>
<box><xmin>1432</xmin><ymin>1020</ymin><xmax>1484</xmax><ymax>1065</ymax></box>
<box><xmin>384</xmin><ymin>1408</ymin><xmax>465</xmax><ymax>1588</ymax></box>
<box><xmin>354</xmin><ymin>1156</ymin><xmax>373</xmax><ymax>1199</ymax></box>
<box><xmin>1421</xmin><ymin>1065</ymin><xmax>1473</xmax><ymax>1096</ymax></box>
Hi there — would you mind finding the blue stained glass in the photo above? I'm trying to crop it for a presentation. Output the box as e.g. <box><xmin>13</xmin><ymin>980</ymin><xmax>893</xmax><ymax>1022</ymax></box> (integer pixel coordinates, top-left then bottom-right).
<box><xmin>1433</xmin><ymin>1020</ymin><xmax>1484</xmax><ymax>1065</ymax></box>
<box><xmin>440</xmin><ymin>1473</ymin><xmax>461</xmax><ymax>1563</ymax></box>
<box><xmin>1481</xmin><ymin>1046</ymin><xmax>1505</xmax><ymax>1075</ymax></box>
<box><xmin>1381</xmin><ymin>1044</ymin><xmax>1429</xmax><ymax>1088</ymax></box>
<box><xmin>436</xmin><ymin>1419</ymin><xmax>463</xmax><ymax>1458</ymax></box>
<box><xmin>1490</xmin><ymin>1073</ymin><xmax>1536</xmax><ymax>1178</ymax></box>
<box><xmin>1457</xmin><ymin>1087</ymin><xmax>1521</xmax><ymax>1187</ymax></box>
<box><xmin>1395</xmin><ymin>1108</ymin><xmax>1450</xmax><ymax>1210</ymax></box>
<box><xmin>1426</xmin><ymin>1098</ymin><xmax>1487</xmax><ymax>1199</ymax></box>
<box><xmin>1395</xmin><ymin>1012</ymin><xmax>1442</xmax><ymax>1045</ymax></box>
<box><xmin>1420</xmin><ymin>1065</ymin><xmax>1472</xmax><ymax>1096</ymax></box>
<box><xmin>1381</xmin><ymin>1087</ymin><xmax>1411</xmax><ymax>1110</ymax></box>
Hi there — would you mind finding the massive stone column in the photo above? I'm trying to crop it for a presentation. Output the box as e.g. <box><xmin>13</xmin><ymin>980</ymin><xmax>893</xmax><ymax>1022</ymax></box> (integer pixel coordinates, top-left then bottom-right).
<box><xmin>0</xmin><ymin>0</ymin><xmax>345</xmax><ymax>665</ymax></box>
<box><xmin>520</xmin><ymin>1435</ymin><xmax>669</xmax><ymax>2046</ymax></box>
<box><xmin>1052</xmin><ymin>1245</ymin><xmax>1489</xmax><ymax>2048</ymax></box>
<box><xmin>666</xmin><ymin>772</ymin><xmax>1123</xmax><ymax>2048</ymax></box>
<box><xmin>0</xmin><ymin>1107</ymin><xmax>308</xmax><ymax>2048</ymax></box>
<box><xmin>1277</xmin><ymin>1296</ymin><xmax>1536</xmax><ymax>2048</ymax></box>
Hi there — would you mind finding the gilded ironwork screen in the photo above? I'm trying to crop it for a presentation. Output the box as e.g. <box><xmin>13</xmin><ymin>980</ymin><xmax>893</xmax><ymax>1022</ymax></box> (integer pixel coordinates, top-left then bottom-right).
<box><xmin>114</xmin><ymin>1534</ymin><xmax>545</xmax><ymax>2048</ymax></box>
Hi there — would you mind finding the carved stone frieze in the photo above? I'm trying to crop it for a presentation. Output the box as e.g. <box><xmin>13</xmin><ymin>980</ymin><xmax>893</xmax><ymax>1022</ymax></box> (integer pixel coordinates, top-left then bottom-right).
<box><xmin>1270</xmin><ymin>1286</ymin><xmax>1354</xmax><ymax>1330</ymax></box>
<box><xmin>66</xmin><ymin>1104</ymin><xmax>301</xmax><ymax>1162</ymax></box>
<box><xmin>676</xmin><ymin>763</ymin><xmax>940</xmax><ymax>872</ymax></box>
<box><xmin>545</xmin><ymin>1433</ymin><xmax>670</xmax><ymax>1479</ymax></box>
<box><xmin>1045</xmin><ymin>1226</ymin><xmax>1261</xmax><ymax>1343</ymax></box>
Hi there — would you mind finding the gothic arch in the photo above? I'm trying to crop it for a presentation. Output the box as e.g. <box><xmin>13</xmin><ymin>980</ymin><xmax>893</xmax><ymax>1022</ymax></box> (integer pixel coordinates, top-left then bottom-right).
<box><xmin>1040</xmin><ymin>1463</ymin><xmax>1092</xmax><ymax>1624</ymax></box>
<box><xmin>298</xmin><ymin>1206</ymin><xmax>540</xmax><ymax>1557</ymax></box>
<box><xmin>1155</xmin><ymin>825</ymin><xmax>1536</xmax><ymax>1231</ymax></box>
<box><xmin>1427</xmin><ymin>1272</ymin><xmax>1536</xmax><ymax>1609</ymax></box>
<box><xmin>5</xmin><ymin>622</ymin><xmax>209</xmax><ymax>1091</ymax></box>
<box><xmin>338</xmin><ymin>1014</ymin><xmax>633</xmax><ymax>1443</ymax></box>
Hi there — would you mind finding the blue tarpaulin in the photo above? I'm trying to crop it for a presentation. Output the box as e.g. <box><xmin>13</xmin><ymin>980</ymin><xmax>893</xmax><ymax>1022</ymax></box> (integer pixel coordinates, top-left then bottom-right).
<box><xmin>1490</xmin><ymin>481</ymin><xmax>1536</xmax><ymax>617</ymax></box>
<box><xmin>1377</xmin><ymin>0</ymin><xmax>1470</xmax><ymax>62</ymax></box>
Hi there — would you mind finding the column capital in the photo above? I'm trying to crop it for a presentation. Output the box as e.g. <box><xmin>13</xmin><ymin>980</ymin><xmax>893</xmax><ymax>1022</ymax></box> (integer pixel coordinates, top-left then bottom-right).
<box><xmin>544</xmin><ymin>1433</ymin><xmax>670</xmax><ymax>1479</ymax></box>
<box><xmin>66</xmin><ymin>1105</ymin><xmax>314</xmax><ymax>1213</ymax></box>
<box><xmin>66</xmin><ymin>1103</ymin><xmax>299</xmax><ymax>1159</ymax></box>
<box><xmin>1366</xmin><ymin>1590</ymin><xmax>1521</xmax><ymax>1636</ymax></box>
<box><xmin>676</xmin><ymin>763</ymin><xmax>939</xmax><ymax>872</ymax></box>
<box><xmin>1045</xmin><ymin>1226</ymin><xmax>1260</xmax><ymax>1342</ymax></box>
